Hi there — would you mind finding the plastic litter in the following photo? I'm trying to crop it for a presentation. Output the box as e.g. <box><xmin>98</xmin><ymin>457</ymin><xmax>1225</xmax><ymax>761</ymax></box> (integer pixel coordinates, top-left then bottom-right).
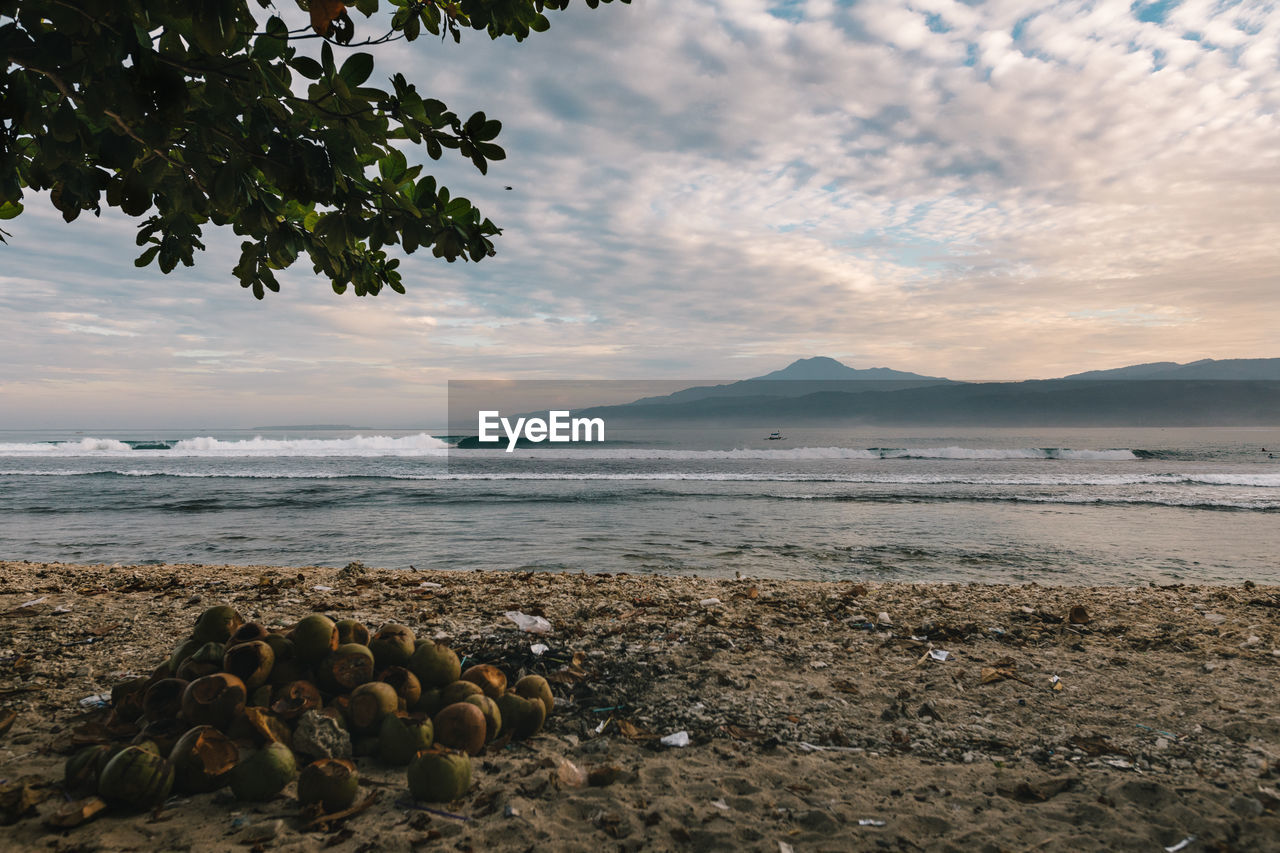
<box><xmin>699</xmin><ymin>598</ymin><xmax>721</xmax><ymax>607</ymax></box>
<box><xmin>17</xmin><ymin>597</ymin><xmax>45</xmax><ymax>609</ymax></box>
<box><xmin>711</xmin><ymin>798</ymin><xmax>729</xmax><ymax>811</ymax></box>
<box><xmin>1050</xmin><ymin>675</ymin><xmax>1063</xmax><ymax>691</ymax></box>
<box><xmin>778</xmin><ymin>843</ymin><xmax>795</xmax><ymax>853</ymax></box>
<box><xmin>660</xmin><ymin>731</ymin><xmax>690</xmax><ymax>747</ymax></box>
<box><xmin>311</xmin><ymin>585</ymin><xmax>333</xmax><ymax>592</ymax></box>
<box><xmin>78</xmin><ymin>693</ymin><xmax>111</xmax><ymax>709</ymax></box>
<box><xmin>1164</xmin><ymin>837</ymin><xmax>1195</xmax><ymax>853</ymax></box>
<box><xmin>928</xmin><ymin>649</ymin><xmax>951</xmax><ymax>662</ymax></box>
<box><xmin>858</xmin><ymin>818</ymin><xmax>887</xmax><ymax>827</ymax></box>
<box><xmin>530</xmin><ymin>643</ymin><xmax>549</xmax><ymax>656</ymax></box>
<box><xmin>418</xmin><ymin>581</ymin><xmax>443</xmax><ymax>589</ymax></box>
<box><xmin>504</xmin><ymin>611</ymin><xmax>552</xmax><ymax>634</ymax></box>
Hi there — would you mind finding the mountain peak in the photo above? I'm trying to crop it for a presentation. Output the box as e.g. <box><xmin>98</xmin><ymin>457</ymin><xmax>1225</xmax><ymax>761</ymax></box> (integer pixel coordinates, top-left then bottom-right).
<box><xmin>752</xmin><ymin>357</ymin><xmax>947</xmax><ymax>382</ymax></box>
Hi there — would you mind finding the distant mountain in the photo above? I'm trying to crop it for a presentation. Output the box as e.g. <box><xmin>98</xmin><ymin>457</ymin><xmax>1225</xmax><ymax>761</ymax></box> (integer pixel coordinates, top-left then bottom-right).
<box><xmin>1061</xmin><ymin>358</ymin><xmax>1280</xmax><ymax>381</ymax></box>
<box><xmin>750</xmin><ymin>356</ymin><xmax>945</xmax><ymax>382</ymax></box>
<box><xmin>624</xmin><ymin>357</ymin><xmax>954</xmax><ymax>407</ymax></box>
<box><xmin>578</xmin><ymin>379</ymin><xmax>1280</xmax><ymax>426</ymax></box>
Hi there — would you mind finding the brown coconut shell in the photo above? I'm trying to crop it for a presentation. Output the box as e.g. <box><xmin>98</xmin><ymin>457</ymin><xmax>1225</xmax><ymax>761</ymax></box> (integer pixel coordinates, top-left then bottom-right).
<box><xmin>181</xmin><ymin>672</ymin><xmax>247</xmax><ymax>730</ymax></box>
<box><xmin>142</xmin><ymin>678</ymin><xmax>189</xmax><ymax>722</ymax></box>
<box><xmin>348</xmin><ymin>681</ymin><xmax>399</xmax><ymax>734</ymax></box>
<box><xmin>271</xmin><ymin>680</ymin><xmax>323</xmax><ymax>720</ymax></box>
<box><xmin>460</xmin><ymin>664</ymin><xmax>507</xmax><ymax>699</ymax></box>
<box><xmin>222</xmin><ymin>640</ymin><xmax>275</xmax><ymax>691</ymax></box>
<box><xmin>431</xmin><ymin>702</ymin><xmax>487</xmax><ymax>755</ymax></box>
<box><xmin>169</xmin><ymin>725</ymin><xmax>239</xmax><ymax>793</ymax></box>
<box><xmin>377</xmin><ymin>666</ymin><xmax>422</xmax><ymax>708</ymax></box>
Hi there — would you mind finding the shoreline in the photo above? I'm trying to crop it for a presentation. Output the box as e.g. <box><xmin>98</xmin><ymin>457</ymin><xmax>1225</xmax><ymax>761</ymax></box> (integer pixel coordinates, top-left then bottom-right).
<box><xmin>2</xmin><ymin>560</ymin><xmax>1279</xmax><ymax>850</ymax></box>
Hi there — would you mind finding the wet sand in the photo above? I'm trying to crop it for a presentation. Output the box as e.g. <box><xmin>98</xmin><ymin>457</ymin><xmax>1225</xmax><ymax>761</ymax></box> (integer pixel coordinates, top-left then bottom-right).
<box><xmin>2</xmin><ymin>560</ymin><xmax>1279</xmax><ymax>851</ymax></box>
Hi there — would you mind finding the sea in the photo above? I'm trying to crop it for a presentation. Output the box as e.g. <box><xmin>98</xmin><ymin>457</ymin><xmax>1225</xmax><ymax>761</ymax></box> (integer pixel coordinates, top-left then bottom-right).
<box><xmin>1</xmin><ymin>427</ymin><xmax>1277</xmax><ymax>586</ymax></box>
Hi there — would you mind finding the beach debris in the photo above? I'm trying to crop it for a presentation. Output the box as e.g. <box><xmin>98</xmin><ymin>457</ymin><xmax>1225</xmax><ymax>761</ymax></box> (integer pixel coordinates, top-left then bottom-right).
<box><xmin>555</xmin><ymin>756</ymin><xmax>588</xmax><ymax>787</ymax></box>
<box><xmin>1</xmin><ymin>777</ymin><xmax>54</xmax><ymax>824</ymax></box>
<box><xmin>504</xmin><ymin>610</ymin><xmax>552</xmax><ymax>634</ymax></box>
<box><xmin>43</xmin><ymin>796</ymin><xmax>107</xmax><ymax>829</ymax></box>
<box><xmin>530</xmin><ymin>642</ymin><xmax>549</xmax><ymax>656</ymax></box>
<box><xmin>877</xmin><ymin>611</ymin><xmax>893</xmax><ymax>627</ymax></box>
<box><xmin>1164</xmin><ymin>836</ymin><xmax>1195</xmax><ymax>852</ymax></box>
<box><xmin>778</xmin><ymin>842</ymin><xmax>795</xmax><ymax>853</ymax></box>
<box><xmin>660</xmin><ymin>730</ymin><xmax>690</xmax><ymax>747</ymax></box>
<box><xmin>1050</xmin><ymin>675</ymin><xmax>1063</xmax><ymax>691</ymax></box>
<box><xmin>312</xmin><ymin>584</ymin><xmax>334</xmax><ymax>592</ymax></box>
<box><xmin>407</xmin><ymin>747</ymin><xmax>472</xmax><ymax>803</ymax></box>
<box><xmin>857</xmin><ymin>818</ymin><xmax>887</xmax><ymax>827</ymax></box>
<box><xmin>1067</xmin><ymin>605</ymin><xmax>1091</xmax><ymax>625</ymax></box>
<box><xmin>461</xmin><ymin>663</ymin><xmax>507</xmax><ymax>699</ymax></box>
<box><xmin>0</xmin><ymin>708</ymin><xmax>15</xmax><ymax>739</ymax></box>
<box><xmin>928</xmin><ymin>649</ymin><xmax>951</xmax><ymax>662</ymax></box>
<box><xmin>699</xmin><ymin>597</ymin><xmax>722</xmax><ymax>607</ymax></box>
<box><xmin>297</xmin><ymin>758</ymin><xmax>360</xmax><ymax>812</ymax></box>
<box><xmin>79</xmin><ymin>692</ymin><xmax>112</xmax><ymax>709</ymax></box>
<box><xmin>496</xmin><ymin>691</ymin><xmax>547</xmax><ymax>739</ymax></box>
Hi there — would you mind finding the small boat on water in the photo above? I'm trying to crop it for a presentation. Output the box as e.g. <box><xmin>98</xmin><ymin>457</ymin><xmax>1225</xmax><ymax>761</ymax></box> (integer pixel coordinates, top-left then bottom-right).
<box><xmin>766</xmin><ymin>431</ymin><xmax>785</xmax><ymax>441</ymax></box>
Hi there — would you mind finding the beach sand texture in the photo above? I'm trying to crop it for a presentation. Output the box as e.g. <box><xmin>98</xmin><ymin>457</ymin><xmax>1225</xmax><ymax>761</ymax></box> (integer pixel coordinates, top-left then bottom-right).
<box><xmin>2</xmin><ymin>560</ymin><xmax>1279</xmax><ymax>851</ymax></box>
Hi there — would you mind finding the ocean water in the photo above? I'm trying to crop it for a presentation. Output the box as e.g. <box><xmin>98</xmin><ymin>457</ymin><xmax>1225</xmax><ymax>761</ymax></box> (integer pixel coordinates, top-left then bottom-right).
<box><xmin>0</xmin><ymin>427</ymin><xmax>1277</xmax><ymax>585</ymax></box>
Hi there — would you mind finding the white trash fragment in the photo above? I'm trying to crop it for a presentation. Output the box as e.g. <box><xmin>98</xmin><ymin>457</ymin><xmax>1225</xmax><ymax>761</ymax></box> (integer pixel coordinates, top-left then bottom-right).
<box><xmin>312</xmin><ymin>585</ymin><xmax>333</xmax><ymax>592</ymax></box>
<box><xmin>711</xmin><ymin>799</ymin><xmax>729</xmax><ymax>811</ymax></box>
<box><xmin>418</xmin><ymin>581</ymin><xmax>443</xmax><ymax>589</ymax></box>
<box><xmin>17</xmin><ymin>597</ymin><xmax>46</xmax><ymax>609</ymax></box>
<box><xmin>928</xmin><ymin>649</ymin><xmax>951</xmax><ymax>662</ymax></box>
<box><xmin>52</xmin><ymin>604</ymin><xmax>73</xmax><ymax>613</ymax></box>
<box><xmin>1165</xmin><ymin>837</ymin><xmax>1195</xmax><ymax>853</ymax></box>
<box><xmin>592</xmin><ymin>718</ymin><xmax>609</xmax><ymax>735</ymax></box>
<box><xmin>699</xmin><ymin>598</ymin><xmax>721</xmax><ymax>607</ymax></box>
<box><xmin>877</xmin><ymin>611</ymin><xmax>893</xmax><ymax>626</ymax></box>
<box><xmin>909</xmin><ymin>635</ymin><xmax>928</xmax><ymax>642</ymax></box>
<box><xmin>660</xmin><ymin>731</ymin><xmax>690</xmax><ymax>748</ymax></box>
<box><xmin>778</xmin><ymin>843</ymin><xmax>795</xmax><ymax>853</ymax></box>
<box><xmin>857</xmin><ymin>818</ymin><xmax>887</xmax><ymax>827</ymax></box>
<box><xmin>504</xmin><ymin>611</ymin><xmax>552</xmax><ymax>635</ymax></box>
<box><xmin>1104</xmin><ymin>758</ymin><xmax>1134</xmax><ymax>769</ymax></box>
<box><xmin>530</xmin><ymin>643</ymin><xmax>549</xmax><ymax>656</ymax></box>
<box><xmin>79</xmin><ymin>693</ymin><xmax>111</xmax><ymax>708</ymax></box>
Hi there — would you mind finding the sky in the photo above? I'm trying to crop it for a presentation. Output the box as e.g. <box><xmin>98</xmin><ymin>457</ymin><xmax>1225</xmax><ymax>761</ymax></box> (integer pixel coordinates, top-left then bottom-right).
<box><xmin>2</xmin><ymin>0</ymin><xmax>1278</xmax><ymax>428</ymax></box>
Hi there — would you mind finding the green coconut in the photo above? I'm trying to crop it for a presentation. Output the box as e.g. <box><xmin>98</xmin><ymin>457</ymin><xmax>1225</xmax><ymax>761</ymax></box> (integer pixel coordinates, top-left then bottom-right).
<box><xmin>377</xmin><ymin>713</ymin><xmax>434</xmax><ymax>765</ymax></box>
<box><xmin>461</xmin><ymin>694</ymin><xmax>502</xmax><ymax>744</ymax></box>
<box><xmin>192</xmin><ymin>605</ymin><xmax>243</xmax><ymax>644</ymax></box>
<box><xmin>228</xmin><ymin>742</ymin><xmax>296</xmax><ymax>801</ymax></box>
<box><xmin>335</xmin><ymin>619</ymin><xmax>371</xmax><ymax>646</ymax></box>
<box><xmin>413</xmin><ymin>687</ymin><xmax>444</xmax><ymax>717</ymax></box>
<box><xmin>460</xmin><ymin>664</ymin><xmax>507</xmax><ymax>700</ymax></box>
<box><xmin>142</xmin><ymin>677</ymin><xmax>189</xmax><ymax>722</ymax></box>
<box><xmin>377</xmin><ymin>666</ymin><xmax>422</xmax><ymax>708</ymax></box>
<box><xmin>167</xmin><ymin>637</ymin><xmax>204</xmax><ymax>675</ymax></box>
<box><xmin>263</xmin><ymin>634</ymin><xmax>306</xmax><ymax>685</ymax></box>
<box><xmin>181</xmin><ymin>672</ymin><xmax>247</xmax><ymax>730</ymax></box>
<box><xmin>64</xmin><ymin>744</ymin><xmax>115</xmax><ymax>792</ymax></box>
<box><xmin>291</xmin><ymin>614</ymin><xmax>338</xmax><ymax>664</ymax></box>
<box><xmin>169</xmin><ymin>725</ymin><xmax>239</xmax><ymax>794</ymax></box>
<box><xmin>176</xmin><ymin>640</ymin><xmax>230</xmax><ymax>681</ymax></box>
<box><xmin>495</xmin><ymin>692</ymin><xmax>546</xmax><ymax>740</ymax></box>
<box><xmin>440</xmin><ymin>680</ymin><xmax>483</xmax><ymax>706</ymax></box>
<box><xmin>513</xmin><ymin>674</ymin><xmax>556</xmax><ymax>717</ymax></box>
<box><xmin>407</xmin><ymin>747</ymin><xmax>471</xmax><ymax>803</ymax></box>
<box><xmin>431</xmin><ymin>702</ymin><xmax>487</xmax><ymax>755</ymax></box>
<box><xmin>136</xmin><ymin>719</ymin><xmax>187</xmax><ymax>755</ymax></box>
<box><xmin>348</xmin><ymin>681</ymin><xmax>399</xmax><ymax>734</ymax></box>
<box><xmin>222</xmin><ymin>640</ymin><xmax>275</xmax><ymax>691</ymax></box>
<box><xmin>97</xmin><ymin>745</ymin><xmax>175</xmax><ymax>811</ymax></box>
<box><xmin>408</xmin><ymin>641</ymin><xmax>461</xmax><ymax>689</ymax></box>
<box><xmin>297</xmin><ymin>758</ymin><xmax>360</xmax><ymax>812</ymax></box>
<box><xmin>317</xmin><ymin>643</ymin><xmax>375</xmax><ymax>694</ymax></box>
<box><xmin>369</xmin><ymin>623</ymin><xmax>416</xmax><ymax>670</ymax></box>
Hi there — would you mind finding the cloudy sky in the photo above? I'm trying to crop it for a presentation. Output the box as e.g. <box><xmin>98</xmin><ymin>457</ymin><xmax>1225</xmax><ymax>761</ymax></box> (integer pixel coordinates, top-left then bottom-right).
<box><xmin>2</xmin><ymin>0</ymin><xmax>1278</xmax><ymax>428</ymax></box>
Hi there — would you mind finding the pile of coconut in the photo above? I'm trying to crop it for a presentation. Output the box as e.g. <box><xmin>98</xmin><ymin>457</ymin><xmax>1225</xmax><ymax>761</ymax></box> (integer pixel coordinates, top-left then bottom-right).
<box><xmin>64</xmin><ymin>606</ymin><xmax>554</xmax><ymax>816</ymax></box>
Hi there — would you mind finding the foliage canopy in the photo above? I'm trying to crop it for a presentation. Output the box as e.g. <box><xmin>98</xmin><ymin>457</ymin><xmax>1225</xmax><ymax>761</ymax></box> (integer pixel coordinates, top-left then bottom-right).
<box><xmin>0</xmin><ymin>0</ymin><xmax>627</xmax><ymax>297</ymax></box>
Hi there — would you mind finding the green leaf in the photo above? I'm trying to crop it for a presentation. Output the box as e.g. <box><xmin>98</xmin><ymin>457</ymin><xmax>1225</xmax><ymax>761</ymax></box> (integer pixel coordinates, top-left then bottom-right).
<box><xmin>339</xmin><ymin>53</ymin><xmax>374</xmax><ymax>86</ymax></box>
<box><xmin>291</xmin><ymin>56</ymin><xmax>324</xmax><ymax>79</ymax></box>
<box><xmin>0</xmin><ymin>201</ymin><xmax>22</xmax><ymax>221</ymax></box>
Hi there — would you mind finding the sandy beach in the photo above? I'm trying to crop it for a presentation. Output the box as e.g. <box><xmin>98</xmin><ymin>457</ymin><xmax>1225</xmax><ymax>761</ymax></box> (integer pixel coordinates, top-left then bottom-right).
<box><xmin>2</xmin><ymin>560</ymin><xmax>1279</xmax><ymax>851</ymax></box>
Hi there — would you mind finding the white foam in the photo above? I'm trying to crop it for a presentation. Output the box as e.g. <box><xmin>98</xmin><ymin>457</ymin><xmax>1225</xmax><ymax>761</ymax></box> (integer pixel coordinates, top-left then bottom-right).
<box><xmin>0</xmin><ymin>434</ymin><xmax>450</xmax><ymax>458</ymax></box>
